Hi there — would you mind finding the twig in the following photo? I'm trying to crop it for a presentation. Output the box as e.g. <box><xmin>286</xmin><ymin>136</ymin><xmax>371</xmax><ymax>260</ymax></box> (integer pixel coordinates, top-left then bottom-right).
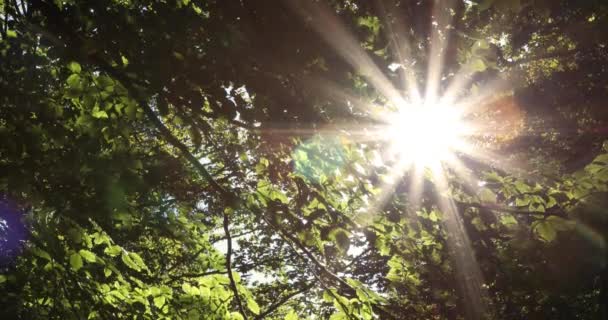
<box><xmin>313</xmin><ymin>272</ymin><xmax>357</xmax><ymax>320</ymax></box>
<box><xmin>165</xmin><ymin>270</ymin><xmax>226</xmax><ymax>285</ymax></box>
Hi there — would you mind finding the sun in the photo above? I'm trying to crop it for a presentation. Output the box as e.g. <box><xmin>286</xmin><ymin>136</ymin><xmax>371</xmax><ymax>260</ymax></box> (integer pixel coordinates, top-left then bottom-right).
<box><xmin>384</xmin><ymin>102</ymin><xmax>470</xmax><ymax>168</ymax></box>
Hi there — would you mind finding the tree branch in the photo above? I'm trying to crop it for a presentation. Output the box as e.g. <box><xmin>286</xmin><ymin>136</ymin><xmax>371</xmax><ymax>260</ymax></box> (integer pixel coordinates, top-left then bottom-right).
<box><xmin>224</xmin><ymin>212</ymin><xmax>248</xmax><ymax>320</ymax></box>
<box><xmin>254</xmin><ymin>202</ymin><xmax>398</xmax><ymax>320</ymax></box>
<box><xmin>23</xmin><ymin>10</ymin><xmax>239</xmax><ymax>206</ymax></box>
<box><xmin>93</xmin><ymin>61</ymin><xmax>237</xmax><ymax>204</ymax></box>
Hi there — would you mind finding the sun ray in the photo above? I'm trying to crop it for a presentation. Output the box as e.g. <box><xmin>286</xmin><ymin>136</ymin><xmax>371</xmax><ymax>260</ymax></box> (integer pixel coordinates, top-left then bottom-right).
<box><xmin>301</xmin><ymin>75</ymin><xmax>393</xmax><ymax>123</ymax></box>
<box><xmin>374</xmin><ymin>0</ymin><xmax>422</xmax><ymax>102</ymax></box>
<box><xmin>442</xmin><ymin>154</ymin><xmax>480</xmax><ymax>190</ymax></box>
<box><xmin>355</xmin><ymin>158</ymin><xmax>412</xmax><ymax>226</ymax></box>
<box><xmin>406</xmin><ymin>164</ymin><xmax>426</xmax><ymax>210</ymax></box>
<box><xmin>453</xmin><ymin>140</ymin><xmax>526</xmax><ymax>175</ymax></box>
<box><xmin>453</xmin><ymin>80</ymin><xmax>514</xmax><ymax>116</ymax></box>
<box><xmin>288</xmin><ymin>1</ymin><xmax>406</xmax><ymax>106</ymax></box>
<box><xmin>433</xmin><ymin>165</ymin><xmax>489</xmax><ymax>319</ymax></box>
<box><xmin>440</xmin><ymin>67</ymin><xmax>508</xmax><ymax>107</ymax></box>
<box><xmin>424</xmin><ymin>0</ymin><xmax>456</xmax><ymax>103</ymax></box>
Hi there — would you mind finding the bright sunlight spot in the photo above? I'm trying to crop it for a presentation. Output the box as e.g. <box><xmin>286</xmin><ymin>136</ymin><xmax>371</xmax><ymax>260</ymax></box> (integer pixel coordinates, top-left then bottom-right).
<box><xmin>385</xmin><ymin>103</ymin><xmax>469</xmax><ymax>167</ymax></box>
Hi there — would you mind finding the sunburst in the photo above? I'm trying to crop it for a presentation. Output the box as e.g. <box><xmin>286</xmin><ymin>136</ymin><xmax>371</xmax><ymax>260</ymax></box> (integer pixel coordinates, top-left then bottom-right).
<box><xmin>380</xmin><ymin>101</ymin><xmax>471</xmax><ymax>169</ymax></box>
<box><xmin>282</xmin><ymin>1</ymin><xmax>515</xmax><ymax>318</ymax></box>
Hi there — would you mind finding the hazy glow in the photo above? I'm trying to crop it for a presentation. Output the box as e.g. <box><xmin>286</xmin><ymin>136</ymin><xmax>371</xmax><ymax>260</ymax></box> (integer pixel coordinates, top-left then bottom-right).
<box><xmin>385</xmin><ymin>103</ymin><xmax>469</xmax><ymax>167</ymax></box>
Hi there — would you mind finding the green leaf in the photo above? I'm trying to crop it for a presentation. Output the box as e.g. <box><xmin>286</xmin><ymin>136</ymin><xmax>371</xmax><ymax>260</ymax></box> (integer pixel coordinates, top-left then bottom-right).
<box><xmin>79</xmin><ymin>249</ymin><xmax>97</xmax><ymax>263</ymax></box>
<box><xmin>514</xmin><ymin>181</ymin><xmax>532</xmax><ymax>193</ymax></box>
<box><xmin>187</xmin><ymin>310</ymin><xmax>200</xmax><ymax>320</ymax></box>
<box><xmin>104</xmin><ymin>245</ymin><xmax>122</xmax><ymax>257</ymax></box>
<box><xmin>92</xmin><ymin>232</ymin><xmax>110</xmax><ymax>245</ymax></box>
<box><xmin>173</xmin><ymin>51</ymin><xmax>185</xmax><ymax>60</ymax></box>
<box><xmin>515</xmin><ymin>196</ymin><xmax>531</xmax><ymax>207</ymax></box>
<box><xmin>247</xmin><ymin>297</ymin><xmax>260</xmax><ymax>315</ymax></box>
<box><xmin>328</xmin><ymin>228</ymin><xmax>350</xmax><ymax>252</ymax></box>
<box><xmin>471</xmin><ymin>216</ymin><xmax>486</xmax><ymax>231</ymax></box>
<box><xmin>68</xmin><ymin>61</ymin><xmax>81</xmax><ymax>74</ymax></box>
<box><xmin>375</xmin><ymin>237</ymin><xmax>390</xmax><ymax>256</ymax></box>
<box><xmin>271</xmin><ymin>190</ymin><xmax>288</xmax><ymax>204</ymax></box>
<box><xmin>70</xmin><ymin>253</ymin><xmax>83</xmax><ymax>271</ymax></box>
<box><xmin>153</xmin><ymin>296</ymin><xmax>166</xmax><ymax>308</ymax></box>
<box><xmin>470</xmin><ymin>58</ymin><xmax>487</xmax><ymax>72</ymax></box>
<box><xmin>484</xmin><ymin>171</ymin><xmax>503</xmax><ymax>182</ymax></box>
<box><xmin>66</xmin><ymin>74</ymin><xmax>81</xmax><ymax>88</ymax></box>
<box><xmin>260</xmin><ymin>157</ymin><xmax>270</xmax><ymax>167</ymax></box>
<box><xmin>199</xmin><ymin>286</ymin><xmax>210</xmax><ymax>298</ymax></box>
<box><xmin>478</xmin><ymin>188</ymin><xmax>496</xmax><ymax>203</ymax></box>
<box><xmin>285</xmin><ymin>310</ymin><xmax>298</xmax><ymax>320</ymax></box>
<box><xmin>128</xmin><ymin>252</ymin><xmax>147</xmax><ymax>270</ymax></box>
<box><xmin>31</xmin><ymin>248</ymin><xmax>52</xmax><ymax>261</ymax></box>
<box><xmin>0</xmin><ymin>275</ymin><xmax>7</xmax><ymax>284</ymax></box>
<box><xmin>357</xmin><ymin>16</ymin><xmax>381</xmax><ymax>35</ymax></box>
<box><xmin>230</xmin><ymin>312</ymin><xmax>244</xmax><ymax>320</ymax></box>
<box><xmin>121</xmin><ymin>252</ymin><xmax>141</xmax><ymax>271</ymax></box>
<box><xmin>6</xmin><ymin>29</ymin><xmax>17</xmax><ymax>38</ymax></box>
<box><xmin>182</xmin><ymin>283</ymin><xmax>194</xmax><ymax>295</ymax></box>
<box><xmin>546</xmin><ymin>196</ymin><xmax>557</xmax><ymax>208</ymax></box>
<box><xmin>125</xmin><ymin>103</ymin><xmax>137</xmax><ymax>119</ymax></box>
<box><xmin>499</xmin><ymin>214</ymin><xmax>518</xmax><ymax>226</ymax></box>
<box><xmin>92</xmin><ymin>109</ymin><xmax>109</xmax><ymax>119</ymax></box>
<box><xmin>534</xmin><ymin>221</ymin><xmax>557</xmax><ymax>242</ymax></box>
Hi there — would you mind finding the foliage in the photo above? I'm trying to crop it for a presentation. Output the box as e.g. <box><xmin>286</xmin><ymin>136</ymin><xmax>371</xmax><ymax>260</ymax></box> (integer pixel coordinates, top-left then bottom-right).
<box><xmin>1</xmin><ymin>0</ymin><xmax>608</xmax><ymax>319</ymax></box>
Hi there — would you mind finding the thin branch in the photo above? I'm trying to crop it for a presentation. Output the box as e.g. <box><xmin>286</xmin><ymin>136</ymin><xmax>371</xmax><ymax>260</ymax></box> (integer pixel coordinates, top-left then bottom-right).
<box><xmin>460</xmin><ymin>202</ymin><xmax>565</xmax><ymax>217</ymax></box>
<box><xmin>210</xmin><ymin>230</ymin><xmax>256</xmax><ymax>244</ymax></box>
<box><xmin>11</xmin><ymin>0</ymin><xmax>23</xmax><ymax>16</ymax></box>
<box><xmin>165</xmin><ymin>270</ymin><xmax>227</xmax><ymax>285</ymax></box>
<box><xmin>165</xmin><ymin>245</ymin><xmax>210</xmax><ymax>274</ymax></box>
<box><xmin>343</xmin><ymin>247</ymin><xmax>372</xmax><ymax>271</ymax></box>
<box><xmin>254</xmin><ymin>282</ymin><xmax>315</xmax><ymax>320</ymax></box>
<box><xmin>224</xmin><ymin>212</ymin><xmax>248</xmax><ymax>320</ymax></box>
<box><xmin>258</xmin><ymin>206</ymin><xmax>351</xmax><ymax>290</ymax></box>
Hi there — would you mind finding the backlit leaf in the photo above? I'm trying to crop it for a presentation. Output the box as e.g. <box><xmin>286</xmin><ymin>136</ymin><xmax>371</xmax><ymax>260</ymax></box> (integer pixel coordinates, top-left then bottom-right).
<box><xmin>70</xmin><ymin>253</ymin><xmax>83</xmax><ymax>271</ymax></box>
<box><xmin>79</xmin><ymin>249</ymin><xmax>97</xmax><ymax>263</ymax></box>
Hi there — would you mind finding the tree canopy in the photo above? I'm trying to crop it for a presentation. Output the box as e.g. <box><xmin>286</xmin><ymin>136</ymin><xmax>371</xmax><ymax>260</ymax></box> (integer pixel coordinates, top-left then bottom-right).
<box><xmin>1</xmin><ymin>0</ymin><xmax>608</xmax><ymax>319</ymax></box>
